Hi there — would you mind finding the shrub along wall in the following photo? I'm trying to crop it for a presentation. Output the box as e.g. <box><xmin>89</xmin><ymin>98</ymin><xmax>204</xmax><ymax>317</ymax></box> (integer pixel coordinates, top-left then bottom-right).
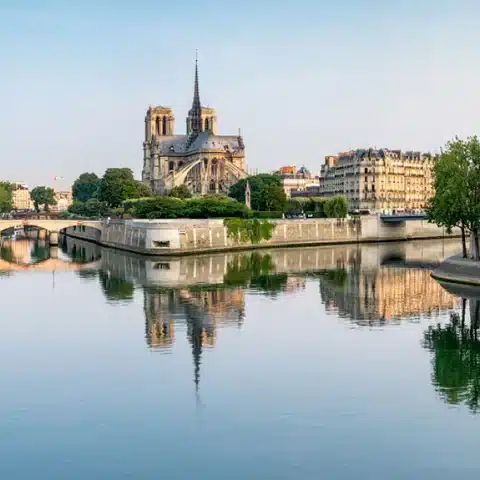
<box><xmin>123</xmin><ymin>197</ymin><xmax>249</xmax><ymax>219</ymax></box>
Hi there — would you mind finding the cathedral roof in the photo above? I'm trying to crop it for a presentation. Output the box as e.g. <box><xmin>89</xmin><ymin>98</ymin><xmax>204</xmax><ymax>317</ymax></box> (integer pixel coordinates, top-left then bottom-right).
<box><xmin>154</xmin><ymin>132</ymin><xmax>244</xmax><ymax>155</ymax></box>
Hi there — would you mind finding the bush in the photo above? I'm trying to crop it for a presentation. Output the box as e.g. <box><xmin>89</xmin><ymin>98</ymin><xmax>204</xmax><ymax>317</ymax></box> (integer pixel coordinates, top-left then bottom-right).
<box><xmin>251</xmin><ymin>211</ymin><xmax>283</xmax><ymax>219</ymax></box>
<box><xmin>124</xmin><ymin>196</ymin><xmax>249</xmax><ymax>219</ymax></box>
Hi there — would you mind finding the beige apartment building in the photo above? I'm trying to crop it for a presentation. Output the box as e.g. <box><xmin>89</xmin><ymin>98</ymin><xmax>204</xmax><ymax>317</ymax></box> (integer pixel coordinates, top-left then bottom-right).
<box><xmin>53</xmin><ymin>191</ymin><xmax>73</xmax><ymax>212</ymax></box>
<box><xmin>11</xmin><ymin>182</ymin><xmax>33</xmax><ymax>211</ymax></box>
<box><xmin>319</xmin><ymin>148</ymin><xmax>435</xmax><ymax>213</ymax></box>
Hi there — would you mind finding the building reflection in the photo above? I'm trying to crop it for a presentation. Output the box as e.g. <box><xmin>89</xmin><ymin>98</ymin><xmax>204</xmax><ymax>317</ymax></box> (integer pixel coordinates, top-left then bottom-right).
<box><xmin>144</xmin><ymin>287</ymin><xmax>245</xmax><ymax>350</ymax></box>
<box><xmin>319</xmin><ymin>267</ymin><xmax>459</xmax><ymax>325</ymax></box>
<box><xmin>144</xmin><ymin>286</ymin><xmax>245</xmax><ymax>392</ymax></box>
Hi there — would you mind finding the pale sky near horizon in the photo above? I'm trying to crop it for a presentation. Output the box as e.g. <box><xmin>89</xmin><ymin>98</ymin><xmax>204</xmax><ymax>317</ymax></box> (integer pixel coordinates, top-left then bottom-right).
<box><xmin>1</xmin><ymin>0</ymin><xmax>480</xmax><ymax>190</ymax></box>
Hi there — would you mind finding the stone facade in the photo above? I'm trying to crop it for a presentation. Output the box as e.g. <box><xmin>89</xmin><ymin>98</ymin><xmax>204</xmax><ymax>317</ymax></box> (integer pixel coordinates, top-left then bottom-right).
<box><xmin>53</xmin><ymin>190</ymin><xmax>73</xmax><ymax>212</ymax></box>
<box><xmin>142</xmin><ymin>60</ymin><xmax>247</xmax><ymax>196</ymax></box>
<box><xmin>11</xmin><ymin>182</ymin><xmax>33</xmax><ymax>210</ymax></box>
<box><xmin>62</xmin><ymin>216</ymin><xmax>460</xmax><ymax>256</ymax></box>
<box><xmin>318</xmin><ymin>148</ymin><xmax>436</xmax><ymax>213</ymax></box>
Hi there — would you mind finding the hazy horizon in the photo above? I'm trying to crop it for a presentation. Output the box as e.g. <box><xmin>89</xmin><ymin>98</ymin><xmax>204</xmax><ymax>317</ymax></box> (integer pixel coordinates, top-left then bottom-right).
<box><xmin>1</xmin><ymin>0</ymin><xmax>479</xmax><ymax>190</ymax></box>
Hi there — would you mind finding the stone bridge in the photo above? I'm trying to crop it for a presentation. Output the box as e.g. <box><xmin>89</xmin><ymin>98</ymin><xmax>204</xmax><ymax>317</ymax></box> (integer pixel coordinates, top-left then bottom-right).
<box><xmin>0</xmin><ymin>220</ymin><xmax>103</xmax><ymax>245</ymax></box>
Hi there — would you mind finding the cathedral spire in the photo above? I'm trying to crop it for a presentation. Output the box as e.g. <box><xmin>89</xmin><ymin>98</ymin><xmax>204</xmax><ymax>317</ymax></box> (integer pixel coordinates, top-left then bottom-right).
<box><xmin>190</xmin><ymin>52</ymin><xmax>202</xmax><ymax>137</ymax></box>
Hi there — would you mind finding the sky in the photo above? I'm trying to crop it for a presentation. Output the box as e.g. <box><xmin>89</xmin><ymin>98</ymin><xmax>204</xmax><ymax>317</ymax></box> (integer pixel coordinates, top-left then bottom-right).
<box><xmin>1</xmin><ymin>0</ymin><xmax>480</xmax><ymax>189</ymax></box>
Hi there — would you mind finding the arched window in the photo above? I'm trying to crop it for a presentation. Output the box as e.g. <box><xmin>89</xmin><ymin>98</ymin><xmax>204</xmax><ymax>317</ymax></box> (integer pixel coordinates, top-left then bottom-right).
<box><xmin>205</xmin><ymin>118</ymin><xmax>209</xmax><ymax>131</ymax></box>
<box><xmin>162</xmin><ymin>116</ymin><xmax>167</xmax><ymax>135</ymax></box>
<box><xmin>155</xmin><ymin>117</ymin><xmax>160</xmax><ymax>136</ymax></box>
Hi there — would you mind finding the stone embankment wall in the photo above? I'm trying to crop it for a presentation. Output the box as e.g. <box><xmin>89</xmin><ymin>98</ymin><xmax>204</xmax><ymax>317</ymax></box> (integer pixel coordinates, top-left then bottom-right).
<box><xmin>62</xmin><ymin>216</ymin><xmax>461</xmax><ymax>256</ymax></box>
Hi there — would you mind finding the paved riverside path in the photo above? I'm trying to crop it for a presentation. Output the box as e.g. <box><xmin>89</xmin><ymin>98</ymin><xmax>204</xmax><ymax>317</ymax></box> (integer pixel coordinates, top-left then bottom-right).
<box><xmin>432</xmin><ymin>254</ymin><xmax>480</xmax><ymax>286</ymax></box>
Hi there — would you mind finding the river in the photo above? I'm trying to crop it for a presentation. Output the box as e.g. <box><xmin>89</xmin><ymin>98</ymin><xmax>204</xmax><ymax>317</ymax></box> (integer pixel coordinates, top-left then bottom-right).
<box><xmin>1</xmin><ymin>235</ymin><xmax>479</xmax><ymax>479</ymax></box>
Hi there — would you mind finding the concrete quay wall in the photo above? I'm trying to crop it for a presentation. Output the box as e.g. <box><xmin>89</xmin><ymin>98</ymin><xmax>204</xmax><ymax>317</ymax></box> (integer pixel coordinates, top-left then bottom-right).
<box><xmin>63</xmin><ymin>216</ymin><xmax>461</xmax><ymax>256</ymax></box>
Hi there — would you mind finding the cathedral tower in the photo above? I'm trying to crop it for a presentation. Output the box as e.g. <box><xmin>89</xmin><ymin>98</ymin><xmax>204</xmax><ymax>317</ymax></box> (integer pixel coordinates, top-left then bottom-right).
<box><xmin>145</xmin><ymin>106</ymin><xmax>175</xmax><ymax>140</ymax></box>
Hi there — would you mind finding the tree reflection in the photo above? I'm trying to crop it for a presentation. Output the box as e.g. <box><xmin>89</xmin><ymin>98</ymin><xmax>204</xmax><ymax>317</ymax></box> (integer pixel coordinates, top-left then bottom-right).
<box><xmin>30</xmin><ymin>242</ymin><xmax>49</xmax><ymax>263</ymax></box>
<box><xmin>224</xmin><ymin>253</ymin><xmax>288</xmax><ymax>296</ymax></box>
<box><xmin>98</xmin><ymin>270</ymin><xmax>135</xmax><ymax>302</ymax></box>
<box><xmin>423</xmin><ymin>299</ymin><xmax>480</xmax><ymax>412</ymax></box>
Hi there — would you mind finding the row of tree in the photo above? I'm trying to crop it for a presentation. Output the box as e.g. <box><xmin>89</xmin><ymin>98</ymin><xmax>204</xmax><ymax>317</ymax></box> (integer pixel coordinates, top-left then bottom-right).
<box><xmin>123</xmin><ymin>195</ymin><xmax>249</xmax><ymax>219</ymax></box>
<box><xmin>72</xmin><ymin>169</ymin><xmax>151</xmax><ymax>208</ymax></box>
<box><xmin>0</xmin><ymin>182</ymin><xmax>58</xmax><ymax>213</ymax></box>
<box><xmin>427</xmin><ymin>136</ymin><xmax>480</xmax><ymax>259</ymax></box>
<box><xmin>284</xmin><ymin>197</ymin><xmax>349</xmax><ymax>218</ymax></box>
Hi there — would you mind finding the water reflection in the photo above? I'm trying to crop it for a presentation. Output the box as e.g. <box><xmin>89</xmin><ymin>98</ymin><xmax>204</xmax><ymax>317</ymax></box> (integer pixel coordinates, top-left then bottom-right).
<box><xmin>0</xmin><ymin>235</ymin><xmax>101</xmax><ymax>272</ymax></box>
<box><xmin>1</xmin><ymin>235</ymin><xmax>469</xmax><ymax>407</ymax></box>
<box><xmin>423</xmin><ymin>284</ymin><xmax>480</xmax><ymax>413</ymax></box>
<box><xmin>319</xmin><ymin>267</ymin><xmax>459</xmax><ymax>326</ymax></box>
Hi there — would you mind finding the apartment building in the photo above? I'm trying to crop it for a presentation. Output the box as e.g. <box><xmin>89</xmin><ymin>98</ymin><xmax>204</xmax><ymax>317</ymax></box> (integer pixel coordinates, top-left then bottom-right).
<box><xmin>319</xmin><ymin>148</ymin><xmax>435</xmax><ymax>213</ymax></box>
<box><xmin>11</xmin><ymin>182</ymin><xmax>33</xmax><ymax>211</ymax></box>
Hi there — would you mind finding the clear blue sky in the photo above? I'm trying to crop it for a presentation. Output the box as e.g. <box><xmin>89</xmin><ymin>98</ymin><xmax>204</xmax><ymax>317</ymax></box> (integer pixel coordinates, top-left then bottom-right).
<box><xmin>1</xmin><ymin>0</ymin><xmax>479</xmax><ymax>189</ymax></box>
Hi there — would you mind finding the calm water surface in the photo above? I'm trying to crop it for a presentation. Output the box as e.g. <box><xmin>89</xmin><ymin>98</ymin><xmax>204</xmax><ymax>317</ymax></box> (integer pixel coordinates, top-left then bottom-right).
<box><xmin>1</xmin><ymin>235</ymin><xmax>480</xmax><ymax>479</ymax></box>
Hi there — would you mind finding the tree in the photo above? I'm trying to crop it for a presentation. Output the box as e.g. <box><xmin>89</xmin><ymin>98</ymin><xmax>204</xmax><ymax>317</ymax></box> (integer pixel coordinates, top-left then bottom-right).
<box><xmin>30</xmin><ymin>186</ymin><xmax>57</xmax><ymax>212</ymax></box>
<box><xmin>72</xmin><ymin>172</ymin><xmax>100</xmax><ymax>203</ymax></box>
<box><xmin>135</xmin><ymin>181</ymin><xmax>152</xmax><ymax>198</ymax></box>
<box><xmin>0</xmin><ymin>182</ymin><xmax>13</xmax><ymax>213</ymax></box>
<box><xmin>324</xmin><ymin>196</ymin><xmax>348</xmax><ymax>218</ymax></box>
<box><xmin>97</xmin><ymin>168</ymin><xmax>137</xmax><ymax>207</ymax></box>
<box><xmin>285</xmin><ymin>199</ymin><xmax>304</xmax><ymax>216</ymax></box>
<box><xmin>426</xmin><ymin>137</ymin><xmax>480</xmax><ymax>259</ymax></box>
<box><xmin>229</xmin><ymin>174</ymin><xmax>284</xmax><ymax>211</ymax></box>
<box><xmin>169</xmin><ymin>185</ymin><xmax>192</xmax><ymax>199</ymax></box>
<box><xmin>260</xmin><ymin>183</ymin><xmax>287</xmax><ymax>212</ymax></box>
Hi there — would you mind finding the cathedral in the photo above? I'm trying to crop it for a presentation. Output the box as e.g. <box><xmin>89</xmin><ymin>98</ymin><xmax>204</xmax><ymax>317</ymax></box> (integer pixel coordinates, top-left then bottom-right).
<box><xmin>142</xmin><ymin>60</ymin><xmax>248</xmax><ymax>195</ymax></box>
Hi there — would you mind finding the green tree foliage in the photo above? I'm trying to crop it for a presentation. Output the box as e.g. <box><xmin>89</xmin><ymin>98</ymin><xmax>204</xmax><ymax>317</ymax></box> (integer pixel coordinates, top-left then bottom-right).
<box><xmin>0</xmin><ymin>182</ymin><xmax>13</xmax><ymax>213</ymax></box>
<box><xmin>423</xmin><ymin>303</ymin><xmax>480</xmax><ymax>413</ymax></box>
<box><xmin>296</xmin><ymin>197</ymin><xmax>328</xmax><ymax>217</ymax></box>
<box><xmin>223</xmin><ymin>253</ymin><xmax>288</xmax><ymax>296</ymax></box>
<box><xmin>68</xmin><ymin>198</ymin><xmax>109</xmax><ymax>218</ymax></box>
<box><xmin>229</xmin><ymin>174</ymin><xmax>286</xmax><ymax>211</ymax></box>
<box><xmin>30</xmin><ymin>186</ymin><xmax>57</xmax><ymax>212</ymax></box>
<box><xmin>135</xmin><ymin>181</ymin><xmax>152</xmax><ymax>198</ymax></box>
<box><xmin>223</xmin><ymin>218</ymin><xmax>275</xmax><ymax>244</ymax></box>
<box><xmin>169</xmin><ymin>185</ymin><xmax>192</xmax><ymax>199</ymax></box>
<box><xmin>285</xmin><ymin>199</ymin><xmax>304</xmax><ymax>216</ymax></box>
<box><xmin>123</xmin><ymin>196</ymin><xmax>248</xmax><ymax>219</ymax></box>
<box><xmin>98</xmin><ymin>168</ymin><xmax>137</xmax><ymax>207</ymax></box>
<box><xmin>426</xmin><ymin>137</ymin><xmax>480</xmax><ymax>258</ymax></box>
<box><xmin>324</xmin><ymin>196</ymin><xmax>349</xmax><ymax>218</ymax></box>
<box><xmin>72</xmin><ymin>172</ymin><xmax>100</xmax><ymax>202</ymax></box>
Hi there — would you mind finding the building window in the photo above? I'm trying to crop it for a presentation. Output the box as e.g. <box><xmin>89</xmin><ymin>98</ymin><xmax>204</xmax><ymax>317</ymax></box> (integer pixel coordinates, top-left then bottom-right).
<box><xmin>153</xmin><ymin>241</ymin><xmax>170</xmax><ymax>248</ymax></box>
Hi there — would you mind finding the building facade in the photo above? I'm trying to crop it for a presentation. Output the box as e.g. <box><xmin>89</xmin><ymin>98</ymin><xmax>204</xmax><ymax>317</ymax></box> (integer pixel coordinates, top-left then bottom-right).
<box><xmin>275</xmin><ymin>165</ymin><xmax>320</xmax><ymax>197</ymax></box>
<box><xmin>142</xmin><ymin>61</ymin><xmax>248</xmax><ymax>196</ymax></box>
<box><xmin>318</xmin><ymin>148</ymin><xmax>436</xmax><ymax>213</ymax></box>
<box><xmin>54</xmin><ymin>191</ymin><xmax>73</xmax><ymax>212</ymax></box>
<box><xmin>11</xmin><ymin>182</ymin><xmax>33</xmax><ymax>211</ymax></box>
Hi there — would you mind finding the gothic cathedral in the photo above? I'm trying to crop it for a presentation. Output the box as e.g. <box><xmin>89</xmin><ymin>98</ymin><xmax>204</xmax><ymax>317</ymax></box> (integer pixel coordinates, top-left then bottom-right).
<box><xmin>142</xmin><ymin>60</ymin><xmax>248</xmax><ymax>195</ymax></box>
